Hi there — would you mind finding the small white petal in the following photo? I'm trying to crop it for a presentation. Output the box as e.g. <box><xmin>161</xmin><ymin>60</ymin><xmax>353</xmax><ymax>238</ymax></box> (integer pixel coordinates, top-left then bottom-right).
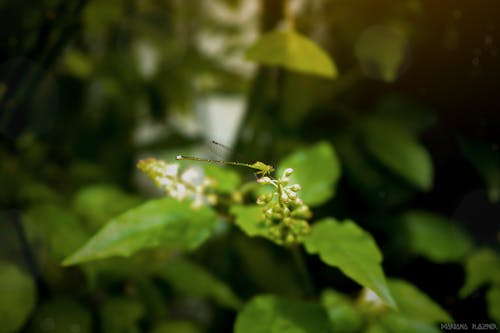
<box><xmin>181</xmin><ymin>167</ymin><xmax>201</xmax><ymax>183</ymax></box>
<box><xmin>283</xmin><ymin>168</ymin><xmax>294</xmax><ymax>177</ymax></box>
<box><xmin>165</xmin><ymin>164</ymin><xmax>179</xmax><ymax>177</ymax></box>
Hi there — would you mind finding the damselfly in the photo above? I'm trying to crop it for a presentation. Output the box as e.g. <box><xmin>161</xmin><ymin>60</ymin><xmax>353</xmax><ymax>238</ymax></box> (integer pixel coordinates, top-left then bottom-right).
<box><xmin>176</xmin><ymin>141</ymin><xmax>275</xmax><ymax>177</ymax></box>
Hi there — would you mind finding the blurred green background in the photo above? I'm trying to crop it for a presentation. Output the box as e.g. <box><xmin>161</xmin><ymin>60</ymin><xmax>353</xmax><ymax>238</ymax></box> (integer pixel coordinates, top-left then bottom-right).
<box><xmin>1</xmin><ymin>0</ymin><xmax>499</xmax><ymax>332</ymax></box>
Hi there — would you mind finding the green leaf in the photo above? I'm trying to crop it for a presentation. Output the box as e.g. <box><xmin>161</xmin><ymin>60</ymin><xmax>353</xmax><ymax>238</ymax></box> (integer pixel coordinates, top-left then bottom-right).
<box><xmin>460</xmin><ymin>248</ymin><xmax>500</xmax><ymax>298</ymax></box>
<box><xmin>304</xmin><ymin>218</ymin><xmax>396</xmax><ymax>308</ymax></box>
<box><xmin>0</xmin><ymin>261</ymin><xmax>36</xmax><ymax>333</ymax></box>
<box><xmin>18</xmin><ymin>181</ymin><xmax>61</xmax><ymax>204</ymax></box>
<box><xmin>402</xmin><ymin>211</ymin><xmax>474</xmax><ymax>263</ymax></box>
<box><xmin>486</xmin><ymin>284</ymin><xmax>500</xmax><ymax>324</ymax></box>
<box><xmin>280</xmin><ymin>73</ymin><xmax>324</xmax><ymax>127</ymax></box>
<box><xmin>231</xmin><ymin>205</ymin><xmax>270</xmax><ymax>240</ymax></box>
<box><xmin>72</xmin><ymin>184</ymin><xmax>143</xmax><ymax>231</ymax></box>
<box><xmin>233</xmin><ymin>235</ymin><xmax>303</xmax><ymax>298</ymax></box>
<box><xmin>62</xmin><ymin>198</ymin><xmax>216</xmax><ymax>266</ymax></box>
<box><xmin>459</xmin><ymin>138</ymin><xmax>500</xmax><ymax>203</ymax></box>
<box><xmin>203</xmin><ymin>164</ymin><xmax>242</xmax><ymax>193</ymax></box>
<box><xmin>321</xmin><ymin>289</ymin><xmax>363</xmax><ymax>333</ymax></box>
<box><xmin>234</xmin><ymin>295</ymin><xmax>332</xmax><ymax>333</ymax></box>
<box><xmin>373</xmin><ymin>95</ymin><xmax>436</xmax><ymax>135</ymax></box>
<box><xmin>63</xmin><ymin>49</ymin><xmax>94</xmax><ymax>78</ymax></box>
<box><xmin>246</xmin><ymin>30</ymin><xmax>338</xmax><ymax>79</ymax></box>
<box><xmin>23</xmin><ymin>204</ymin><xmax>89</xmax><ymax>260</ymax></box>
<box><xmin>100</xmin><ymin>298</ymin><xmax>145</xmax><ymax>333</ymax></box>
<box><xmin>388</xmin><ymin>278</ymin><xmax>452</xmax><ymax>323</ymax></box>
<box><xmin>379</xmin><ymin>313</ymin><xmax>441</xmax><ymax>333</ymax></box>
<box><xmin>28</xmin><ymin>298</ymin><xmax>92</xmax><ymax>333</ymax></box>
<box><xmin>361</xmin><ymin>118</ymin><xmax>433</xmax><ymax>190</ymax></box>
<box><xmin>158</xmin><ymin>258</ymin><xmax>242</xmax><ymax>309</ymax></box>
<box><xmin>334</xmin><ymin>133</ymin><xmax>416</xmax><ymax>207</ymax></box>
<box><xmin>365</xmin><ymin>323</ymin><xmax>389</xmax><ymax>333</ymax></box>
<box><xmin>278</xmin><ymin>141</ymin><xmax>341</xmax><ymax>206</ymax></box>
<box><xmin>355</xmin><ymin>26</ymin><xmax>408</xmax><ymax>82</ymax></box>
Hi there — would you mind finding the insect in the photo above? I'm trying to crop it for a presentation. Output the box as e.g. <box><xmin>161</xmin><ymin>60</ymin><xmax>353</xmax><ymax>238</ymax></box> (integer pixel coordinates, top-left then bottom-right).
<box><xmin>175</xmin><ymin>141</ymin><xmax>275</xmax><ymax>177</ymax></box>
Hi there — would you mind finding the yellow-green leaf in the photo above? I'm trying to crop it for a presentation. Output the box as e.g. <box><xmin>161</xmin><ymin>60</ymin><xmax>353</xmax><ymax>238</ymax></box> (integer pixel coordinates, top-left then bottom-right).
<box><xmin>362</xmin><ymin>118</ymin><xmax>433</xmax><ymax>191</ymax></box>
<box><xmin>388</xmin><ymin>278</ymin><xmax>452</xmax><ymax>323</ymax></box>
<box><xmin>231</xmin><ymin>205</ymin><xmax>270</xmax><ymax>240</ymax></box>
<box><xmin>486</xmin><ymin>285</ymin><xmax>500</xmax><ymax>324</ymax></box>
<box><xmin>402</xmin><ymin>211</ymin><xmax>473</xmax><ymax>263</ymax></box>
<box><xmin>355</xmin><ymin>26</ymin><xmax>408</xmax><ymax>82</ymax></box>
<box><xmin>460</xmin><ymin>248</ymin><xmax>500</xmax><ymax>298</ymax></box>
<box><xmin>246</xmin><ymin>30</ymin><xmax>338</xmax><ymax>79</ymax></box>
<box><xmin>0</xmin><ymin>261</ymin><xmax>36</xmax><ymax>333</ymax></box>
<box><xmin>234</xmin><ymin>295</ymin><xmax>331</xmax><ymax>333</ymax></box>
<box><xmin>379</xmin><ymin>313</ymin><xmax>441</xmax><ymax>333</ymax></box>
<box><xmin>321</xmin><ymin>289</ymin><xmax>363</xmax><ymax>333</ymax></box>
<box><xmin>62</xmin><ymin>198</ymin><xmax>216</xmax><ymax>266</ymax></box>
<box><xmin>278</xmin><ymin>141</ymin><xmax>341</xmax><ymax>206</ymax></box>
<box><xmin>304</xmin><ymin>218</ymin><xmax>396</xmax><ymax>308</ymax></box>
<box><xmin>158</xmin><ymin>258</ymin><xmax>242</xmax><ymax>309</ymax></box>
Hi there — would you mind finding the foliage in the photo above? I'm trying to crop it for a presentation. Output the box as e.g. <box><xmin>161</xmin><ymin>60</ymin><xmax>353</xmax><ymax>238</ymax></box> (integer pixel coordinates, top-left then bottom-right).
<box><xmin>0</xmin><ymin>262</ymin><xmax>36</xmax><ymax>333</ymax></box>
<box><xmin>246</xmin><ymin>30</ymin><xmax>338</xmax><ymax>79</ymax></box>
<box><xmin>0</xmin><ymin>0</ymin><xmax>497</xmax><ymax>332</ymax></box>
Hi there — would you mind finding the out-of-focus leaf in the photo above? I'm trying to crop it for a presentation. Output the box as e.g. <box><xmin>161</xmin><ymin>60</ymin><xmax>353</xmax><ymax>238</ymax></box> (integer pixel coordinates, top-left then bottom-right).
<box><xmin>63</xmin><ymin>50</ymin><xmax>94</xmax><ymax>78</ymax></box>
<box><xmin>100</xmin><ymin>298</ymin><xmax>145</xmax><ymax>333</ymax></box>
<box><xmin>486</xmin><ymin>285</ymin><xmax>500</xmax><ymax>324</ymax></box>
<box><xmin>158</xmin><ymin>258</ymin><xmax>242</xmax><ymax>309</ymax></box>
<box><xmin>234</xmin><ymin>294</ymin><xmax>331</xmax><ymax>333</ymax></box>
<box><xmin>460</xmin><ymin>248</ymin><xmax>500</xmax><ymax>298</ymax></box>
<box><xmin>335</xmin><ymin>133</ymin><xmax>416</xmax><ymax>207</ymax></box>
<box><xmin>83</xmin><ymin>0</ymin><xmax>125</xmax><ymax>35</ymax></box>
<box><xmin>23</xmin><ymin>204</ymin><xmax>89</xmax><ymax>260</ymax></box>
<box><xmin>362</xmin><ymin>118</ymin><xmax>433</xmax><ymax>191</ymax></box>
<box><xmin>388</xmin><ymin>278</ymin><xmax>452</xmax><ymax>323</ymax></box>
<box><xmin>365</xmin><ymin>323</ymin><xmax>389</xmax><ymax>333</ymax></box>
<box><xmin>379</xmin><ymin>313</ymin><xmax>441</xmax><ymax>333</ymax></box>
<box><xmin>234</xmin><ymin>235</ymin><xmax>303</xmax><ymax>298</ymax></box>
<box><xmin>72</xmin><ymin>184</ymin><xmax>143</xmax><ymax>231</ymax></box>
<box><xmin>0</xmin><ymin>261</ymin><xmax>36</xmax><ymax>333</ymax></box>
<box><xmin>277</xmin><ymin>142</ymin><xmax>341</xmax><ymax>206</ymax></box>
<box><xmin>28</xmin><ymin>298</ymin><xmax>92</xmax><ymax>333</ymax></box>
<box><xmin>280</xmin><ymin>73</ymin><xmax>322</xmax><ymax>127</ymax></box>
<box><xmin>373</xmin><ymin>95</ymin><xmax>436</xmax><ymax>135</ymax></box>
<box><xmin>402</xmin><ymin>211</ymin><xmax>473</xmax><ymax>263</ymax></box>
<box><xmin>321</xmin><ymin>289</ymin><xmax>362</xmax><ymax>333</ymax></box>
<box><xmin>459</xmin><ymin>138</ymin><xmax>500</xmax><ymax>203</ymax></box>
<box><xmin>151</xmin><ymin>321</ymin><xmax>204</xmax><ymax>333</ymax></box>
<box><xmin>231</xmin><ymin>205</ymin><xmax>269</xmax><ymax>240</ymax></box>
<box><xmin>355</xmin><ymin>26</ymin><xmax>408</xmax><ymax>82</ymax></box>
<box><xmin>62</xmin><ymin>198</ymin><xmax>216</xmax><ymax>266</ymax></box>
<box><xmin>18</xmin><ymin>181</ymin><xmax>60</xmax><ymax>204</ymax></box>
<box><xmin>203</xmin><ymin>164</ymin><xmax>242</xmax><ymax>193</ymax></box>
<box><xmin>304</xmin><ymin>218</ymin><xmax>396</xmax><ymax>308</ymax></box>
<box><xmin>246</xmin><ymin>30</ymin><xmax>337</xmax><ymax>78</ymax></box>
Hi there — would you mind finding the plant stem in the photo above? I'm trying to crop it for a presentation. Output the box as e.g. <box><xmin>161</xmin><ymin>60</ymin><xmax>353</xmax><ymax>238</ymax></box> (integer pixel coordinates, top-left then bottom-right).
<box><xmin>284</xmin><ymin>0</ymin><xmax>295</xmax><ymax>30</ymax></box>
<box><xmin>291</xmin><ymin>245</ymin><xmax>314</xmax><ymax>297</ymax></box>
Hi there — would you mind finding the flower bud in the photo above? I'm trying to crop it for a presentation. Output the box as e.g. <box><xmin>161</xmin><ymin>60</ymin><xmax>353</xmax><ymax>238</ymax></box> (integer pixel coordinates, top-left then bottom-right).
<box><xmin>286</xmin><ymin>190</ymin><xmax>297</xmax><ymax>199</ymax></box>
<box><xmin>256</xmin><ymin>195</ymin><xmax>267</xmax><ymax>205</ymax></box>
<box><xmin>283</xmin><ymin>168</ymin><xmax>294</xmax><ymax>177</ymax></box>
<box><xmin>257</xmin><ymin>176</ymin><xmax>272</xmax><ymax>184</ymax></box>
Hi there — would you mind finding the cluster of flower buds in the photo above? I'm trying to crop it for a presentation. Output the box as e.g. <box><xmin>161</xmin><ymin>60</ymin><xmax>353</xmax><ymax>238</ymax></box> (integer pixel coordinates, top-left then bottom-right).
<box><xmin>256</xmin><ymin>168</ymin><xmax>312</xmax><ymax>245</ymax></box>
<box><xmin>137</xmin><ymin>158</ymin><xmax>216</xmax><ymax>209</ymax></box>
